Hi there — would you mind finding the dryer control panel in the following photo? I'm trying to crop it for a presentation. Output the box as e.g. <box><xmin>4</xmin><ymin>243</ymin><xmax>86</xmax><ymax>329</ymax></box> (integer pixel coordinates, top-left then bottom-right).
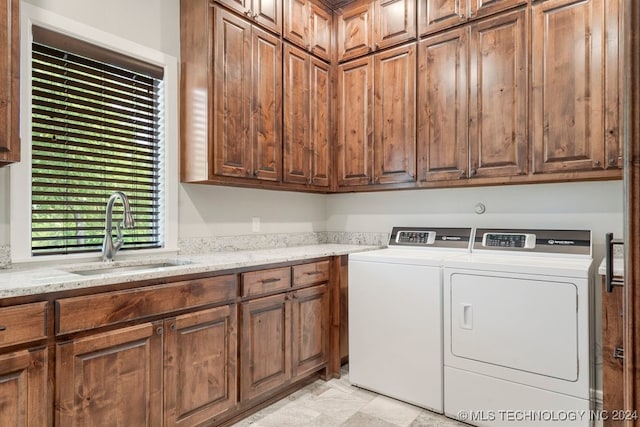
<box><xmin>388</xmin><ymin>227</ymin><xmax>472</xmax><ymax>249</ymax></box>
<box><xmin>473</xmin><ymin>228</ymin><xmax>591</xmax><ymax>255</ymax></box>
<box><xmin>482</xmin><ymin>233</ymin><xmax>536</xmax><ymax>249</ymax></box>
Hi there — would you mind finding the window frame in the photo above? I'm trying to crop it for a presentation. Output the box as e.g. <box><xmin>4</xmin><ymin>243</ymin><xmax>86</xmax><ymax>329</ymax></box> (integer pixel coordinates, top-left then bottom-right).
<box><xmin>11</xmin><ymin>3</ymin><xmax>178</xmax><ymax>263</ymax></box>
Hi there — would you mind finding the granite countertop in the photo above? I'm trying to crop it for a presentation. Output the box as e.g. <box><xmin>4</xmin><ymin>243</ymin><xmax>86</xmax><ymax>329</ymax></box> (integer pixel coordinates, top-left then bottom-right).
<box><xmin>597</xmin><ymin>244</ymin><xmax>624</xmax><ymax>277</ymax></box>
<box><xmin>0</xmin><ymin>244</ymin><xmax>381</xmax><ymax>298</ymax></box>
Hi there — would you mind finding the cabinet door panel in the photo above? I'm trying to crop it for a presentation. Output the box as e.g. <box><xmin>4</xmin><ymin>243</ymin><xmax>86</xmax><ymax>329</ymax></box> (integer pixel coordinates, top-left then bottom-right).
<box><xmin>604</xmin><ymin>0</ymin><xmax>622</xmax><ymax>168</ymax></box>
<box><xmin>284</xmin><ymin>0</ymin><xmax>308</xmax><ymax>47</ymax></box>
<box><xmin>419</xmin><ymin>0</ymin><xmax>467</xmax><ymax>36</ymax></box>
<box><xmin>469</xmin><ymin>9</ymin><xmax>527</xmax><ymax>178</ymax></box>
<box><xmin>309</xmin><ymin>2</ymin><xmax>332</xmax><ymax>62</ymax></box>
<box><xmin>532</xmin><ymin>0</ymin><xmax>605</xmax><ymax>173</ymax></box>
<box><xmin>337</xmin><ymin>1</ymin><xmax>373</xmax><ymax>61</ymax></box>
<box><xmin>240</xmin><ymin>294</ymin><xmax>291</xmax><ymax>401</ymax></box>
<box><xmin>337</xmin><ymin>57</ymin><xmax>374</xmax><ymax>187</ymax></box>
<box><xmin>374</xmin><ymin>44</ymin><xmax>416</xmax><ymax>184</ymax></box>
<box><xmin>292</xmin><ymin>285</ymin><xmax>328</xmax><ymax>378</ymax></box>
<box><xmin>252</xmin><ymin>27</ymin><xmax>282</xmax><ymax>181</ymax></box>
<box><xmin>164</xmin><ymin>306</ymin><xmax>238</xmax><ymax>427</ymax></box>
<box><xmin>0</xmin><ymin>349</ymin><xmax>48</xmax><ymax>427</ymax></box>
<box><xmin>213</xmin><ymin>8</ymin><xmax>252</xmax><ymax>178</ymax></box>
<box><xmin>375</xmin><ymin>0</ymin><xmax>416</xmax><ymax>50</ymax></box>
<box><xmin>215</xmin><ymin>0</ymin><xmax>251</xmax><ymax>17</ymax></box>
<box><xmin>56</xmin><ymin>323</ymin><xmax>162</xmax><ymax>427</ymax></box>
<box><xmin>469</xmin><ymin>0</ymin><xmax>526</xmax><ymax>19</ymax></box>
<box><xmin>309</xmin><ymin>57</ymin><xmax>331</xmax><ymax>186</ymax></box>
<box><xmin>284</xmin><ymin>45</ymin><xmax>310</xmax><ymax>185</ymax></box>
<box><xmin>253</xmin><ymin>0</ymin><xmax>283</xmax><ymax>35</ymax></box>
<box><xmin>0</xmin><ymin>0</ymin><xmax>20</xmax><ymax>165</ymax></box>
<box><xmin>418</xmin><ymin>28</ymin><xmax>469</xmax><ymax>182</ymax></box>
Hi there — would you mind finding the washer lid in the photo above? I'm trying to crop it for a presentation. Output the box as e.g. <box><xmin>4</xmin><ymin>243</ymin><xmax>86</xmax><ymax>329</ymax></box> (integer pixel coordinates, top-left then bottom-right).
<box><xmin>349</xmin><ymin>247</ymin><xmax>468</xmax><ymax>266</ymax></box>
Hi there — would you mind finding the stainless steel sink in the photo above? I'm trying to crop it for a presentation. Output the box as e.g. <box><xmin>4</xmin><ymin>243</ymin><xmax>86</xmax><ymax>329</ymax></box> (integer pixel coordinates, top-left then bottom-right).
<box><xmin>70</xmin><ymin>261</ymin><xmax>188</xmax><ymax>276</ymax></box>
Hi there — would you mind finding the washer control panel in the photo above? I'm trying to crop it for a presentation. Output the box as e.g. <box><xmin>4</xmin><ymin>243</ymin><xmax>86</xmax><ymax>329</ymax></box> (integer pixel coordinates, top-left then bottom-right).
<box><xmin>388</xmin><ymin>227</ymin><xmax>472</xmax><ymax>249</ymax></box>
<box><xmin>482</xmin><ymin>233</ymin><xmax>536</xmax><ymax>249</ymax></box>
<box><xmin>396</xmin><ymin>231</ymin><xmax>436</xmax><ymax>245</ymax></box>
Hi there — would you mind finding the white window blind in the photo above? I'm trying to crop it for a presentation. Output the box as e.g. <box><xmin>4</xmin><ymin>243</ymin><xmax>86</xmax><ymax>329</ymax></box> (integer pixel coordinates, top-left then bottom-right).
<box><xmin>30</xmin><ymin>28</ymin><xmax>164</xmax><ymax>256</ymax></box>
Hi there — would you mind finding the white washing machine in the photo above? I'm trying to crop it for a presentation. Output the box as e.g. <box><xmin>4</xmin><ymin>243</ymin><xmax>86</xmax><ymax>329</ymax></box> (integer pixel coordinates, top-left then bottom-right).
<box><xmin>443</xmin><ymin>229</ymin><xmax>594</xmax><ymax>426</ymax></box>
<box><xmin>349</xmin><ymin>227</ymin><xmax>472</xmax><ymax>412</ymax></box>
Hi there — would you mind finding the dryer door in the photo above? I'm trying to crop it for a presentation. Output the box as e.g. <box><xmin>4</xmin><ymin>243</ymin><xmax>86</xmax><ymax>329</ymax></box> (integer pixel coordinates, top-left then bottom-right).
<box><xmin>448</xmin><ymin>272</ymin><xmax>578</xmax><ymax>381</ymax></box>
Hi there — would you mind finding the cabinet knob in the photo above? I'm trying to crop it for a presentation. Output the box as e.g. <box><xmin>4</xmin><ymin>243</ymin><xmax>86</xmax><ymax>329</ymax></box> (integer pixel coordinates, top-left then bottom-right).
<box><xmin>156</xmin><ymin>327</ymin><xmax>164</xmax><ymax>335</ymax></box>
<box><xmin>460</xmin><ymin>170</ymin><xmax>466</xmax><ymax>178</ymax></box>
<box><xmin>253</xmin><ymin>13</ymin><xmax>259</xmax><ymax>19</ymax></box>
<box><xmin>470</xmin><ymin>168</ymin><xmax>477</xmax><ymax>176</ymax></box>
<box><xmin>374</xmin><ymin>43</ymin><xmax>380</xmax><ymax>50</ymax></box>
<box><xmin>254</xmin><ymin>170</ymin><xmax>259</xmax><ymax>177</ymax></box>
<box><xmin>594</xmin><ymin>160</ymin><xmax>601</xmax><ymax>167</ymax></box>
<box><xmin>245</xmin><ymin>10</ymin><xmax>252</xmax><ymax>16</ymax></box>
<box><xmin>170</xmin><ymin>323</ymin><xmax>176</xmax><ymax>331</ymax></box>
<box><xmin>609</xmin><ymin>158</ymin><xmax>617</xmax><ymax>166</ymax></box>
<box><xmin>0</xmin><ymin>326</ymin><xmax>6</xmax><ymax>332</ymax></box>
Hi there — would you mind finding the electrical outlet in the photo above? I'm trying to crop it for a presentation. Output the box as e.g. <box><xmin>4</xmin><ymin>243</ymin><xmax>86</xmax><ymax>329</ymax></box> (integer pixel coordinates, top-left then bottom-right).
<box><xmin>252</xmin><ymin>217</ymin><xmax>260</xmax><ymax>233</ymax></box>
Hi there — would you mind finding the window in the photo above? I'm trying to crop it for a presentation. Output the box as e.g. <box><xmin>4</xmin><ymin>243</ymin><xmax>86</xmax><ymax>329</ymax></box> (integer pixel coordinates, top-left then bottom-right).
<box><xmin>11</xmin><ymin>4</ymin><xmax>178</xmax><ymax>262</ymax></box>
<box><xmin>31</xmin><ymin>28</ymin><xmax>163</xmax><ymax>256</ymax></box>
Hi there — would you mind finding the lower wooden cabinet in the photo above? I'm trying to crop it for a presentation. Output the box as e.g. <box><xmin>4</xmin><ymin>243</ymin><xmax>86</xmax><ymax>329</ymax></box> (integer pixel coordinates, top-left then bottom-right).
<box><xmin>164</xmin><ymin>305</ymin><xmax>238</xmax><ymax>427</ymax></box>
<box><xmin>240</xmin><ymin>293</ymin><xmax>292</xmax><ymax>401</ymax></box>
<box><xmin>0</xmin><ymin>348</ymin><xmax>48</xmax><ymax>426</ymax></box>
<box><xmin>240</xmin><ymin>283</ymin><xmax>329</xmax><ymax>402</ymax></box>
<box><xmin>56</xmin><ymin>322</ymin><xmax>164</xmax><ymax>426</ymax></box>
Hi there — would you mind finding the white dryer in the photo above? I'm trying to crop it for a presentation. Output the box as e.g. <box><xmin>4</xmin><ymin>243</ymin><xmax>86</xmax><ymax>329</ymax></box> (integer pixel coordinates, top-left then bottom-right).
<box><xmin>443</xmin><ymin>229</ymin><xmax>594</xmax><ymax>426</ymax></box>
<box><xmin>349</xmin><ymin>227</ymin><xmax>472</xmax><ymax>413</ymax></box>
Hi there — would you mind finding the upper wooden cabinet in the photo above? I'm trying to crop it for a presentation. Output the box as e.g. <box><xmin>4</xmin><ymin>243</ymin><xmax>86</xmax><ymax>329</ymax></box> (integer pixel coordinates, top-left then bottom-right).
<box><xmin>338</xmin><ymin>44</ymin><xmax>416</xmax><ymax>188</ymax></box>
<box><xmin>469</xmin><ymin>8</ymin><xmax>527</xmax><ymax>178</ymax></box>
<box><xmin>216</xmin><ymin>0</ymin><xmax>283</xmax><ymax>34</ymax></box>
<box><xmin>373</xmin><ymin>44</ymin><xmax>416</xmax><ymax>184</ymax></box>
<box><xmin>418</xmin><ymin>28</ymin><xmax>469</xmax><ymax>182</ymax></box>
<box><xmin>336</xmin><ymin>0</ymin><xmax>416</xmax><ymax>61</ymax></box>
<box><xmin>181</xmin><ymin>3</ymin><xmax>282</xmax><ymax>184</ymax></box>
<box><xmin>283</xmin><ymin>44</ymin><xmax>331</xmax><ymax>187</ymax></box>
<box><xmin>419</xmin><ymin>8</ymin><xmax>527</xmax><ymax>182</ymax></box>
<box><xmin>0</xmin><ymin>0</ymin><xmax>20</xmax><ymax>167</ymax></box>
<box><xmin>419</xmin><ymin>0</ymin><xmax>526</xmax><ymax>36</ymax></box>
<box><xmin>337</xmin><ymin>57</ymin><xmax>374</xmax><ymax>186</ymax></box>
<box><xmin>283</xmin><ymin>0</ymin><xmax>333</xmax><ymax>61</ymax></box>
<box><xmin>531</xmin><ymin>0</ymin><xmax>619</xmax><ymax>173</ymax></box>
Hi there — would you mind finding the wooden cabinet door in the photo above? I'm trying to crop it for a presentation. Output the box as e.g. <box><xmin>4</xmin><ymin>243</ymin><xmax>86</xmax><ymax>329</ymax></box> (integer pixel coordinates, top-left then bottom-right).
<box><xmin>337</xmin><ymin>57</ymin><xmax>374</xmax><ymax>187</ymax></box>
<box><xmin>336</xmin><ymin>0</ymin><xmax>373</xmax><ymax>62</ymax></box>
<box><xmin>251</xmin><ymin>27</ymin><xmax>282</xmax><ymax>181</ymax></box>
<box><xmin>532</xmin><ymin>0</ymin><xmax>605</xmax><ymax>173</ymax></box>
<box><xmin>240</xmin><ymin>294</ymin><xmax>291</xmax><ymax>401</ymax></box>
<box><xmin>283</xmin><ymin>0</ymin><xmax>308</xmax><ymax>48</ymax></box>
<box><xmin>309</xmin><ymin>2</ymin><xmax>332</xmax><ymax>62</ymax></box>
<box><xmin>291</xmin><ymin>285</ymin><xmax>328</xmax><ymax>379</ymax></box>
<box><xmin>309</xmin><ymin>57</ymin><xmax>331</xmax><ymax>187</ymax></box>
<box><xmin>164</xmin><ymin>305</ymin><xmax>238</xmax><ymax>427</ymax></box>
<box><xmin>469</xmin><ymin>0</ymin><xmax>526</xmax><ymax>20</ymax></box>
<box><xmin>0</xmin><ymin>0</ymin><xmax>19</xmax><ymax>166</ymax></box>
<box><xmin>375</xmin><ymin>0</ymin><xmax>416</xmax><ymax>50</ymax></box>
<box><xmin>283</xmin><ymin>45</ymin><xmax>310</xmax><ymax>185</ymax></box>
<box><xmin>215</xmin><ymin>0</ymin><xmax>251</xmax><ymax>18</ymax></box>
<box><xmin>468</xmin><ymin>9</ymin><xmax>527</xmax><ymax>178</ymax></box>
<box><xmin>213</xmin><ymin>8</ymin><xmax>253</xmax><ymax>179</ymax></box>
<box><xmin>252</xmin><ymin>0</ymin><xmax>283</xmax><ymax>35</ymax></box>
<box><xmin>0</xmin><ymin>348</ymin><xmax>48</xmax><ymax>427</ymax></box>
<box><xmin>418</xmin><ymin>28</ymin><xmax>469</xmax><ymax>182</ymax></box>
<box><xmin>373</xmin><ymin>44</ymin><xmax>416</xmax><ymax>184</ymax></box>
<box><xmin>419</xmin><ymin>0</ymin><xmax>467</xmax><ymax>36</ymax></box>
<box><xmin>56</xmin><ymin>323</ymin><xmax>163</xmax><ymax>426</ymax></box>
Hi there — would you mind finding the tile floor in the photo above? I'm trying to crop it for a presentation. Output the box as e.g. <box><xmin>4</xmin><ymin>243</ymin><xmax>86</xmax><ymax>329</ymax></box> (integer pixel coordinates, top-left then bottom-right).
<box><xmin>232</xmin><ymin>366</ymin><xmax>467</xmax><ymax>427</ymax></box>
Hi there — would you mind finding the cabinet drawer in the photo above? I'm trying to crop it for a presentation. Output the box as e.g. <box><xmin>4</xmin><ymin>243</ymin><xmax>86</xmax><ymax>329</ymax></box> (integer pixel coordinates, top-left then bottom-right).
<box><xmin>293</xmin><ymin>261</ymin><xmax>330</xmax><ymax>287</ymax></box>
<box><xmin>242</xmin><ymin>267</ymin><xmax>291</xmax><ymax>297</ymax></box>
<box><xmin>0</xmin><ymin>302</ymin><xmax>48</xmax><ymax>349</ymax></box>
<box><xmin>56</xmin><ymin>275</ymin><xmax>237</xmax><ymax>335</ymax></box>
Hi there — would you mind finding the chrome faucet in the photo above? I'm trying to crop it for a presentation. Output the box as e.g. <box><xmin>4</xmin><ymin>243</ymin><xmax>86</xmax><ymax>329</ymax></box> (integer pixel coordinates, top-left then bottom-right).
<box><xmin>102</xmin><ymin>191</ymin><xmax>135</xmax><ymax>262</ymax></box>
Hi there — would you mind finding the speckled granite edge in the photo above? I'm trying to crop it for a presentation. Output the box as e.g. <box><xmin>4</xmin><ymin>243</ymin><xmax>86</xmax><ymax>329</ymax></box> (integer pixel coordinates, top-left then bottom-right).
<box><xmin>324</xmin><ymin>231</ymin><xmax>389</xmax><ymax>247</ymax></box>
<box><xmin>0</xmin><ymin>246</ymin><xmax>9</xmax><ymax>269</ymax></box>
<box><xmin>178</xmin><ymin>232</ymin><xmax>326</xmax><ymax>255</ymax></box>
<box><xmin>178</xmin><ymin>231</ymin><xmax>389</xmax><ymax>255</ymax></box>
